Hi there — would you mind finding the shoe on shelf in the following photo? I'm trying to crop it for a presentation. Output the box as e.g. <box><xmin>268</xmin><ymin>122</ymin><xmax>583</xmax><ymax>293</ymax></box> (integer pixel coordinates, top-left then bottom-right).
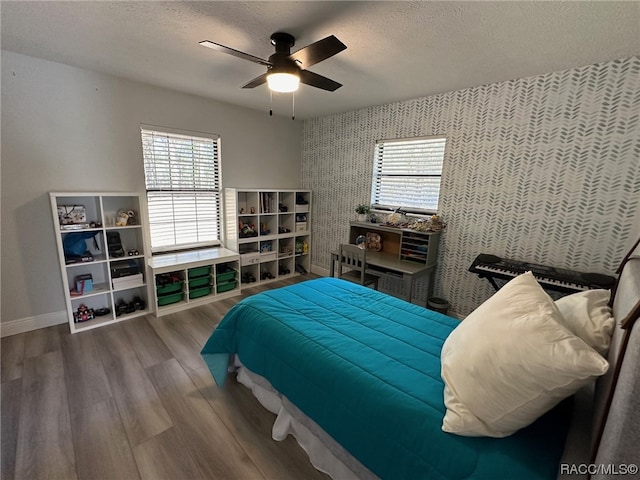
<box><xmin>279</xmin><ymin>265</ymin><xmax>291</xmax><ymax>275</ymax></box>
<box><xmin>133</xmin><ymin>296</ymin><xmax>146</xmax><ymax>310</ymax></box>
<box><xmin>295</xmin><ymin>264</ymin><xmax>307</xmax><ymax>274</ymax></box>
<box><xmin>242</xmin><ymin>272</ymin><xmax>255</xmax><ymax>284</ymax></box>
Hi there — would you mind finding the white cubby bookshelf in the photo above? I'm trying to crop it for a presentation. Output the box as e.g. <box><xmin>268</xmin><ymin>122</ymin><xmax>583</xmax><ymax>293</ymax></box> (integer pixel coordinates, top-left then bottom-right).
<box><xmin>50</xmin><ymin>192</ymin><xmax>152</xmax><ymax>333</ymax></box>
<box><xmin>224</xmin><ymin>188</ymin><xmax>312</xmax><ymax>286</ymax></box>
<box><xmin>147</xmin><ymin>247</ymin><xmax>241</xmax><ymax>317</ymax></box>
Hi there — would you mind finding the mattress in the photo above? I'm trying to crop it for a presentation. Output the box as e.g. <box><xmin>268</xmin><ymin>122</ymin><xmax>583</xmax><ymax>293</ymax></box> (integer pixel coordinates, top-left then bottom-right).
<box><xmin>201</xmin><ymin>277</ymin><xmax>570</xmax><ymax>480</ymax></box>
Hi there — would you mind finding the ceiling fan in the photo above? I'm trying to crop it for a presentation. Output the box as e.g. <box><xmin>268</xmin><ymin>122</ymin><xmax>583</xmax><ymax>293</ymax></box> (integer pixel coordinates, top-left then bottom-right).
<box><xmin>199</xmin><ymin>32</ymin><xmax>346</xmax><ymax>93</ymax></box>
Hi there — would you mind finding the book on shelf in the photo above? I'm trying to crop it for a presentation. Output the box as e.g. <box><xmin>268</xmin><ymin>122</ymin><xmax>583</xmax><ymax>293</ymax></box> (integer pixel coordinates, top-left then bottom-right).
<box><xmin>260</xmin><ymin>192</ymin><xmax>275</xmax><ymax>214</ymax></box>
<box><xmin>112</xmin><ymin>273</ymin><xmax>143</xmax><ymax>289</ymax></box>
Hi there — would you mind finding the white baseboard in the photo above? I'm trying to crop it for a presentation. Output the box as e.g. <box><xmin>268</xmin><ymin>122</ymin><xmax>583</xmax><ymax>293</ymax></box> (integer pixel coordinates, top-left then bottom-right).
<box><xmin>310</xmin><ymin>265</ymin><xmax>329</xmax><ymax>277</ymax></box>
<box><xmin>1</xmin><ymin>310</ymin><xmax>68</xmax><ymax>337</ymax></box>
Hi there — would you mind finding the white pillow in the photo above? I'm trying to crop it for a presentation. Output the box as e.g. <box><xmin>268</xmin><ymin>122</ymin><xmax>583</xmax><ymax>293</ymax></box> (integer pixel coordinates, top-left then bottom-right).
<box><xmin>555</xmin><ymin>289</ymin><xmax>614</xmax><ymax>356</ymax></box>
<box><xmin>441</xmin><ymin>272</ymin><xmax>608</xmax><ymax>437</ymax></box>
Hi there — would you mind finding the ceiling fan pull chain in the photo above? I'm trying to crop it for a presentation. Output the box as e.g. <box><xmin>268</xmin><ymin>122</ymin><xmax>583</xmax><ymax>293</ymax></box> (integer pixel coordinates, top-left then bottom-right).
<box><xmin>269</xmin><ymin>89</ymin><xmax>273</xmax><ymax>116</ymax></box>
<box><xmin>292</xmin><ymin>91</ymin><xmax>295</xmax><ymax>121</ymax></box>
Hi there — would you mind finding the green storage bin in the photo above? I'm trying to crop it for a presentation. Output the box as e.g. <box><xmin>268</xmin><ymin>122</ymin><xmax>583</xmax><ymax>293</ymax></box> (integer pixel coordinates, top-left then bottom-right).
<box><xmin>156</xmin><ymin>281</ymin><xmax>182</xmax><ymax>295</ymax></box>
<box><xmin>216</xmin><ymin>271</ymin><xmax>236</xmax><ymax>283</ymax></box>
<box><xmin>188</xmin><ymin>276</ymin><xmax>210</xmax><ymax>289</ymax></box>
<box><xmin>217</xmin><ymin>280</ymin><xmax>237</xmax><ymax>293</ymax></box>
<box><xmin>189</xmin><ymin>286</ymin><xmax>212</xmax><ymax>299</ymax></box>
<box><xmin>188</xmin><ymin>265</ymin><xmax>211</xmax><ymax>279</ymax></box>
<box><xmin>157</xmin><ymin>292</ymin><xmax>183</xmax><ymax>306</ymax></box>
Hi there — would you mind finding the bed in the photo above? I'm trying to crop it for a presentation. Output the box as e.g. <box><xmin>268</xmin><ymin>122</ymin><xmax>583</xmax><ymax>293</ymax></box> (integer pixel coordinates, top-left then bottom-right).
<box><xmin>201</xmin><ymin>248</ymin><xmax>640</xmax><ymax>479</ymax></box>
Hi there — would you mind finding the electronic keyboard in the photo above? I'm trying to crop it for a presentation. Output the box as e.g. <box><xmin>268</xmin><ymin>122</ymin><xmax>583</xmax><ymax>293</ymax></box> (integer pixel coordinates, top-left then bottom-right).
<box><xmin>469</xmin><ymin>253</ymin><xmax>616</xmax><ymax>294</ymax></box>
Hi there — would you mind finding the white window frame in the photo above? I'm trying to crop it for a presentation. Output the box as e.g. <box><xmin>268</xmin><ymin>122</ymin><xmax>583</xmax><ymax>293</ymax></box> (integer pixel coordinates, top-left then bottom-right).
<box><xmin>141</xmin><ymin>125</ymin><xmax>222</xmax><ymax>253</ymax></box>
<box><xmin>370</xmin><ymin>136</ymin><xmax>446</xmax><ymax>215</ymax></box>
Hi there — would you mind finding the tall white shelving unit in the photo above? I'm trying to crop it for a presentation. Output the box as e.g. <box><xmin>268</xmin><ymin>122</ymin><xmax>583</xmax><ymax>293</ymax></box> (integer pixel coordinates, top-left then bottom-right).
<box><xmin>224</xmin><ymin>188</ymin><xmax>312</xmax><ymax>286</ymax></box>
<box><xmin>50</xmin><ymin>192</ymin><xmax>152</xmax><ymax>333</ymax></box>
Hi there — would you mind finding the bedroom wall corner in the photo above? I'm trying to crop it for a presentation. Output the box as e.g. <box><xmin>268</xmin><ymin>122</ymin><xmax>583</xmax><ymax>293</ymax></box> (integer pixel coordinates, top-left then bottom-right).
<box><xmin>1</xmin><ymin>50</ymin><xmax>301</xmax><ymax>328</ymax></box>
<box><xmin>301</xmin><ymin>56</ymin><xmax>640</xmax><ymax>316</ymax></box>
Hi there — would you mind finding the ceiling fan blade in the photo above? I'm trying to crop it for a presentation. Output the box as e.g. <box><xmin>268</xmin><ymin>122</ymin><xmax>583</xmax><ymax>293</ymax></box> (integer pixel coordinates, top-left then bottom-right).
<box><xmin>242</xmin><ymin>73</ymin><xmax>268</xmax><ymax>89</ymax></box>
<box><xmin>299</xmin><ymin>70</ymin><xmax>342</xmax><ymax>92</ymax></box>
<box><xmin>199</xmin><ymin>40</ymin><xmax>272</xmax><ymax>67</ymax></box>
<box><xmin>289</xmin><ymin>35</ymin><xmax>346</xmax><ymax>69</ymax></box>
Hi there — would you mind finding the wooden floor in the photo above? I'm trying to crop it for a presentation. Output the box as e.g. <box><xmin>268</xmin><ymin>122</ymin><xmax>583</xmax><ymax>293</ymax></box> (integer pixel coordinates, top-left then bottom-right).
<box><xmin>1</xmin><ymin>274</ymin><xmax>330</xmax><ymax>480</ymax></box>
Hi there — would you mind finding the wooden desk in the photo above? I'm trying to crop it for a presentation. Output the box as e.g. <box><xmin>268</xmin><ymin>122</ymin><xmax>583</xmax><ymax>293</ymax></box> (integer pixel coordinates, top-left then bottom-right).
<box><xmin>330</xmin><ymin>250</ymin><xmax>437</xmax><ymax>303</ymax></box>
<box><xmin>331</xmin><ymin>222</ymin><xmax>441</xmax><ymax>303</ymax></box>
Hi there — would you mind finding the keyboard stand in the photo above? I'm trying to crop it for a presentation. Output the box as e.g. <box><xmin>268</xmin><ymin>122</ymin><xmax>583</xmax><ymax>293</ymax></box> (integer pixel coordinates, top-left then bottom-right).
<box><xmin>483</xmin><ymin>274</ymin><xmax>501</xmax><ymax>292</ymax></box>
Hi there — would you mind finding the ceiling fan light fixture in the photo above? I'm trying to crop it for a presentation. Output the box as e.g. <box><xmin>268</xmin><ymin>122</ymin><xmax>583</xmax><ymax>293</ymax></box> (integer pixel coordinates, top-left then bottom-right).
<box><xmin>267</xmin><ymin>72</ymin><xmax>300</xmax><ymax>93</ymax></box>
<box><xmin>200</xmin><ymin>32</ymin><xmax>345</xmax><ymax>94</ymax></box>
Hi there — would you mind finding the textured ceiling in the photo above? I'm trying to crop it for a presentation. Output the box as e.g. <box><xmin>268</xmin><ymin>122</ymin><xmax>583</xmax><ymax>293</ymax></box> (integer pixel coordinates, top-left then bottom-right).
<box><xmin>1</xmin><ymin>1</ymin><xmax>639</xmax><ymax>119</ymax></box>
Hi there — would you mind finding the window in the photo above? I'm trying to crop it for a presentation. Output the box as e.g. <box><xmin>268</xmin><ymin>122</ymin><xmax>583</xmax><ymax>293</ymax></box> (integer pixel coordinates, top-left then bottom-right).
<box><xmin>371</xmin><ymin>136</ymin><xmax>446</xmax><ymax>214</ymax></box>
<box><xmin>141</xmin><ymin>126</ymin><xmax>221</xmax><ymax>252</ymax></box>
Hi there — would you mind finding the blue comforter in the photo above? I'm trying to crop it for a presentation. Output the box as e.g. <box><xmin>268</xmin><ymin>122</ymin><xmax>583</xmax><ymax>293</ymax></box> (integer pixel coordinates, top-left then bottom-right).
<box><xmin>201</xmin><ymin>278</ymin><xmax>569</xmax><ymax>480</ymax></box>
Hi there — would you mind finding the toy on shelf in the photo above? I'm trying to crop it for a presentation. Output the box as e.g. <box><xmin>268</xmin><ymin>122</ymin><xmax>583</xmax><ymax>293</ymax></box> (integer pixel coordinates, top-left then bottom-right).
<box><xmin>407</xmin><ymin>214</ymin><xmax>446</xmax><ymax>233</ymax></box>
<box><xmin>239</xmin><ymin>221</ymin><xmax>258</xmax><ymax>238</ymax></box>
<box><xmin>116</xmin><ymin>209</ymin><xmax>137</xmax><ymax>226</ymax></box>
<box><xmin>385</xmin><ymin>208</ymin><xmax>408</xmax><ymax>227</ymax></box>
<box><xmin>366</xmin><ymin>232</ymin><xmax>382</xmax><ymax>251</ymax></box>
<box><xmin>74</xmin><ymin>304</ymin><xmax>95</xmax><ymax>323</ymax></box>
<box><xmin>115</xmin><ymin>296</ymin><xmax>146</xmax><ymax>317</ymax></box>
<box><xmin>116</xmin><ymin>210</ymin><xmax>129</xmax><ymax>226</ymax></box>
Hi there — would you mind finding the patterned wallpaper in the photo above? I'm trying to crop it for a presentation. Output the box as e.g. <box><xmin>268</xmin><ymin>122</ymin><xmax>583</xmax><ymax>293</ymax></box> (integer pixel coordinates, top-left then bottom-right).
<box><xmin>301</xmin><ymin>56</ymin><xmax>640</xmax><ymax>317</ymax></box>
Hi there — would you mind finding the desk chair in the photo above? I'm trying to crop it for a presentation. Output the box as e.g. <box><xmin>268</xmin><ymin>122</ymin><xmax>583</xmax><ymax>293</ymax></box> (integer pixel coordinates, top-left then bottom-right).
<box><xmin>337</xmin><ymin>244</ymin><xmax>379</xmax><ymax>290</ymax></box>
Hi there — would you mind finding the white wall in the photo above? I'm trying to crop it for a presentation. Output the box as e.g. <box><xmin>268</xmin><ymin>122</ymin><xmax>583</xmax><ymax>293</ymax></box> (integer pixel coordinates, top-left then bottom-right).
<box><xmin>1</xmin><ymin>51</ymin><xmax>301</xmax><ymax>329</ymax></box>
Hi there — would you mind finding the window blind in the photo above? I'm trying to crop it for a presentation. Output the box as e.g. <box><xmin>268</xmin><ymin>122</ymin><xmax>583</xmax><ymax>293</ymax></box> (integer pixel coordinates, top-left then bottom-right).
<box><xmin>141</xmin><ymin>127</ymin><xmax>221</xmax><ymax>251</ymax></box>
<box><xmin>371</xmin><ymin>136</ymin><xmax>446</xmax><ymax>213</ymax></box>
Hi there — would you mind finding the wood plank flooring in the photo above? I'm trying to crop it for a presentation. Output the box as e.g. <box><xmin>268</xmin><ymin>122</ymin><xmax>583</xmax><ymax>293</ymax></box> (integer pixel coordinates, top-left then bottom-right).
<box><xmin>1</xmin><ymin>275</ymin><xmax>329</xmax><ymax>480</ymax></box>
